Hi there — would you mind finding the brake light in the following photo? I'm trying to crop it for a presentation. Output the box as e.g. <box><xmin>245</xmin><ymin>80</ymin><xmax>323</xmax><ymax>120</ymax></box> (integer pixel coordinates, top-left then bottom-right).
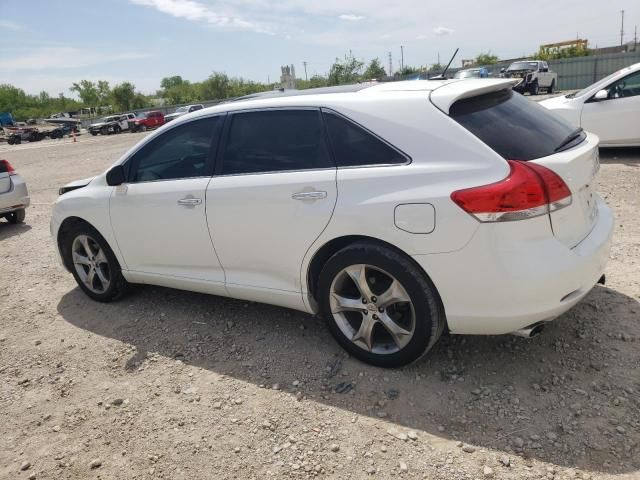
<box><xmin>0</xmin><ymin>159</ymin><xmax>16</xmax><ymax>176</ymax></box>
<box><xmin>451</xmin><ymin>160</ymin><xmax>572</xmax><ymax>222</ymax></box>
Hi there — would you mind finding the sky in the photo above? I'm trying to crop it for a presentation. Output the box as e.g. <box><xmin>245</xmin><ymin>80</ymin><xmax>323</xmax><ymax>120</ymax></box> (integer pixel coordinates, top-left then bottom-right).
<box><xmin>1</xmin><ymin>0</ymin><xmax>638</xmax><ymax>96</ymax></box>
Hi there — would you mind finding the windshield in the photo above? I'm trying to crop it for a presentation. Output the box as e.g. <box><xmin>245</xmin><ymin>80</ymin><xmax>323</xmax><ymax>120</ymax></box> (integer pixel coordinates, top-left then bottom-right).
<box><xmin>570</xmin><ymin>67</ymin><xmax>631</xmax><ymax>98</ymax></box>
<box><xmin>135</xmin><ymin>112</ymin><xmax>147</xmax><ymax>118</ymax></box>
<box><xmin>454</xmin><ymin>70</ymin><xmax>481</xmax><ymax>79</ymax></box>
<box><xmin>507</xmin><ymin>61</ymin><xmax>538</xmax><ymax>71</ymax></box>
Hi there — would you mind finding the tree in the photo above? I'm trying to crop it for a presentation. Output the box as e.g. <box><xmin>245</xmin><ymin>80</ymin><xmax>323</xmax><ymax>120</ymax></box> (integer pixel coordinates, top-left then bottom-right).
<box><xmin>296</xmin><ymin>74</ymin><xmax>328</xmax><ymax>90</ymax></box>
<box><xmin>160</xmin><ymin>76</ymin><xmax>186</xmax><ymax>90</ymax></box>
<box><xmin>362</xmin><ymin>58</ymin><xmax>386</xmax><ymax>80</ymax></box>
<box><xmin>111</xmin><ymin>82</ymin><xmax>138</xmax><ymax>111</ymax></box>
<box><xmin>328</xmin><ymin>53</ymin><xmax>364</xmax><ymax>86</ymax></box>
<box><xmin>198</xmin><ymin>72</ymin><xmax>230</xmax><ymax>100</ymax></box>
<box><xmin>474</xmin><ymin>52</ymin><xmax>499</xmax><ymax>66</ymax></box>
<box><xmin>398</xmin><ymin>65</ymin><xmax>420</xmax><ymax>77</ymax></box>
<box><xmin>70</xmin><ymin>80</ymin><xmax>99</xmax><ymax>108</ymax></box>
<box><xmin>96</xmin><ymin>81</ymin><xmax>111</xmax><ymax>106</ymax></box>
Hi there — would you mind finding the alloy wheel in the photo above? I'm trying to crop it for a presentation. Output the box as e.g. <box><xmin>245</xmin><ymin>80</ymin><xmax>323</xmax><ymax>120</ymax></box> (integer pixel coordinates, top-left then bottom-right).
<box><xmin>72</xmin><ymin>234</ymin><xmax>111</xmax><ymax>294</ymax></box>
<box><xmin>329</xmin><ymin>264</ymin><xmax>416</xmax><ymax>355</ymax></box>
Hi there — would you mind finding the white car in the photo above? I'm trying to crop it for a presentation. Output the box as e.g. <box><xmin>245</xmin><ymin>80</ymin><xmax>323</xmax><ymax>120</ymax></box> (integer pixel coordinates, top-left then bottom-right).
<box><xmin>51</xmin><ymin>80</ymin><xmax>613</xmax><ymax>367</ymax></box>
<box><xmin>540</xmin><ymin>62</ymin><xmax>640</xmax><ymax>147</ymax></box>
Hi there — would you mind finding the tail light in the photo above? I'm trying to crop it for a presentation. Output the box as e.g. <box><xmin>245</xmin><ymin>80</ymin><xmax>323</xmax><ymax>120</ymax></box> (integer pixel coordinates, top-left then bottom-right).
<box><xmin>451</xmin><ymin>160</ymin><xmax>572</xmax><ymax>222</ymax></box>
<box><xmin>0</xmin><ymin>159</ymin><xmax>16</xmax><ymax>176</ymax></box>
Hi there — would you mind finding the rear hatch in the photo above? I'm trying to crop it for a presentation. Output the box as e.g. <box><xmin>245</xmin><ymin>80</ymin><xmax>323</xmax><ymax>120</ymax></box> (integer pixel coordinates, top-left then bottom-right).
<box><xmin>435</xmin><ymin>84</ymin><xmax>598</xmax><ymax>248</ymax></box>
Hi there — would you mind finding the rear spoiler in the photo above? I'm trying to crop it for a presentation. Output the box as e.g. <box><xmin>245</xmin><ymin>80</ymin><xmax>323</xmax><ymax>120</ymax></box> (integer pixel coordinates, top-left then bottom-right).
<box><xmin>429</xmin><ymin>79</ymin><xmax>519</xmax><ymax>114</ymax></box>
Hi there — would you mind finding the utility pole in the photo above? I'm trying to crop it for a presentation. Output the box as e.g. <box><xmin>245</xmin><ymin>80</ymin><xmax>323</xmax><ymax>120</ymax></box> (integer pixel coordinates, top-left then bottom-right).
<box><xmin>620</xmin><ymin>9</ymin><xmax>625</xmax><ymax>46</ymax></box>
<box><xmin>388</xmin><ymin>51</ymin><xmax>393</xmax><ymax>76</ymax></box>
<box><xmin>437</xmin><ymin>52</ymin><xmax>440</xmax><ymax>66</ymax></box>
<box><xmin>635</xmin><ymin>25</ymin><xmax>638</xmax><ymax>50</ymax></box>
<box><xmin>303</xmin><ymin>61</ymin><xmax>308</xmax><ymax>81</ymax></box>
<box><xmin>400</xmin><ymin>45</ymin><xmax>404</xmax><ymax>72</ymax></box>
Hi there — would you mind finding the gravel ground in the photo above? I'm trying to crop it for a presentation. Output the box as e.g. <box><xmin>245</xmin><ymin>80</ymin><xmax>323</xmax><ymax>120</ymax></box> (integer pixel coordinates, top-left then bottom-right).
<box><xmin>0</xmin><ymin>132</ymin><xmax>638</xmax><ymax>480</ymax></box>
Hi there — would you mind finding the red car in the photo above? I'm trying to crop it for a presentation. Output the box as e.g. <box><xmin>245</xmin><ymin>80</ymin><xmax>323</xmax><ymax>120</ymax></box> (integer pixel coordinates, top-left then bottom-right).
<box><xmin>128</xmin><ymin>111</ymin><xmax>165</xmax><ymax>132</ymax></box>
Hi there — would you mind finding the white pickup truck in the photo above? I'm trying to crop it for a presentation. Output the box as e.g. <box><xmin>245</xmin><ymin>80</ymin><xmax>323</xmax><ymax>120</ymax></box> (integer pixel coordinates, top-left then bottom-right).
<box><xmin>501</xmin><ymin>60</ymin><xmax>558</xmax><ymax>95</ymax></box>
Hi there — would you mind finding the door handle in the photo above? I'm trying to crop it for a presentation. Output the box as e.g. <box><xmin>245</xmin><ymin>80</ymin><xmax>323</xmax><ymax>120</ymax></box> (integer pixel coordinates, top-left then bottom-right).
<box><xmin>292</xmin><ymin>191</ymin><xmax>327</xmax><ymax>201</ymax></box>
<box><xmin>177</xmin><ymin>197</ymin><xmax>202</xmax><ymax>206</ymax></box>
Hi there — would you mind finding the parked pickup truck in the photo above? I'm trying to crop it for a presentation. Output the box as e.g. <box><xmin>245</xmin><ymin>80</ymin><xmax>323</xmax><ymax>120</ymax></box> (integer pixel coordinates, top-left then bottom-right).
<box><xmin>128</xmin><ymin>110</ymin><xmax>165</xmax><ymax>132</ymax></box>
<box><xmin>501</xmin><ymin>60</ymin><xmax>557</xmax><ymax>95</ymax></box>
<box><xmin>88</xmin><ymin>113</ymin><xmax>135</xmax><ymax>136</ymax></box>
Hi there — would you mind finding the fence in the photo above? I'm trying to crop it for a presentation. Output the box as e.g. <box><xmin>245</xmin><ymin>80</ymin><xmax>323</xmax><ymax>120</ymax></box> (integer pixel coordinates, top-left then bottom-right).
<box><xmin>470</xmin><ymin>51</ymin><xmax>640</xmax><ymax>90</ymax></box>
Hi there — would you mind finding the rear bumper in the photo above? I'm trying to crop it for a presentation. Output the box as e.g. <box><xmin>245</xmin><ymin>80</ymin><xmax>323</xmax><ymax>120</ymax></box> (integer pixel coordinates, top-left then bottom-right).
<box><xmin>412</xmin><ymin>196</ymin><xmax>614</xmax><ymax>335</ymax></box>
<box><xmin>0</xmin><ymin>175</ymin><xmax>30</xmax><ymax>214</ymax></box>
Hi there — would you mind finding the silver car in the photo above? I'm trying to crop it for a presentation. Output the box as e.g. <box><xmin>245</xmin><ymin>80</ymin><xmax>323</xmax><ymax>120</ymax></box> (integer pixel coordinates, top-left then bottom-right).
<box><xmin>0</xmin><ymin>159</ymin><xmax>29</xmax><ymax>224</ymax></box>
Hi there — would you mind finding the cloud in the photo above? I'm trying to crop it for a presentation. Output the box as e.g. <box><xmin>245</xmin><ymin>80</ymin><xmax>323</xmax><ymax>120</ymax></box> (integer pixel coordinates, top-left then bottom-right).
<box><xmin>433</xmin><ymin>26</ymin><xmax>454</xmax><ymax>36</ymax></box>
<box><xmin>130</xmin><ymin>0</ymin><xmax>273</xmax><ymax>34</ymax></box>
<box><xmin>338</xmin><ymin>14</ymin><xmax>364</xmax><ymax>21</ymax></box>
<box><xmin>0</xmin><ymin>20</ymin><xmax>26</xmax><ymax>31</ymax></box>
<box><xmin>0</xmin><ymin>47</ymin><xmax>151</xmax><ymax>72</ymax></box>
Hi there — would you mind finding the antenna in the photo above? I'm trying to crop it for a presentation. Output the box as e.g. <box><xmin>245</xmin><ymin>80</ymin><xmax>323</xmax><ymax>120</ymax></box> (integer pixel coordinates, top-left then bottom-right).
<box><xmin>430</xmin><ymin>48</ymin><xmax>459</xmax><ymax>80</ymax></box>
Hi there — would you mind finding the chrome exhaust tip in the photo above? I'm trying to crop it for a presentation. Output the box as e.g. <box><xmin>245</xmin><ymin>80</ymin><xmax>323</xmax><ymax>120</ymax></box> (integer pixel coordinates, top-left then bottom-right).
<box><xmin>511</xmin><ymin>322</ymin><xmax>546</xmax><ymax>338</ymax></box>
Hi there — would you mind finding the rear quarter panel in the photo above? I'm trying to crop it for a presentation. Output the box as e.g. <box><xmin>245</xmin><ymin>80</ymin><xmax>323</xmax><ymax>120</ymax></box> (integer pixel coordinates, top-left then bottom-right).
<box><xmin>301</xmin><ymin>92</ymin><xmax>509</xmax><ymax>296</ymax></box>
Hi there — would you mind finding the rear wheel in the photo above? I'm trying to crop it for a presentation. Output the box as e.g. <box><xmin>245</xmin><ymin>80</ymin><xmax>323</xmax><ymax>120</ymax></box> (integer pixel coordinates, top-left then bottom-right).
<box><xmin>5</xmin><ymin>209</ymin><xmax>25</xmax><ymax>224</ymax></box>
<box><xmin>547</xmin><ymin>80</ymin><xmax>555</xmax><ymax>94</ymax></box>
<box><xmin>90</xmin><ymin>131</ymin><xmax>98</xmax><ymax>136</ymax></box>
<box><xmin>317</xmin><ymin>241</ymin><xmax>444</xmax><ymax>367</ymax></box>
<box><xmin>62</xmin><ymin>223</ymin><xmax>129</xmax><ymax>302</ymax></box>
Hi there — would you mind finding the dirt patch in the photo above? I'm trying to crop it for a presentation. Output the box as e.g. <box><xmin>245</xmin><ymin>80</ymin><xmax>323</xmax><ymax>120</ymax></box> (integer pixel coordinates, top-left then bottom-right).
<box><xmin>0</xmin><ymin>134</ymin><xmax>638</xmax><ymax>479</ymax></box>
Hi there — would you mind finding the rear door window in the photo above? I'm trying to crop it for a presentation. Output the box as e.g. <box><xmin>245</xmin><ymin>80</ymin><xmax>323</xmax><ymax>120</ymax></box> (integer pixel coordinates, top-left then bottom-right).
<box><xmin>220</xmin><ymin>109</ymin><xmax>332</xmax><ymax>175</ymax></box>
<box><xmin>450</xmin><ymin>88</ymin><xmax>584</xmax><ymax>160</ymax></box>
<box><xmin>322</xmin><ymin>109</ymin><xmax>408</xmax><ymax>167</ymax></box>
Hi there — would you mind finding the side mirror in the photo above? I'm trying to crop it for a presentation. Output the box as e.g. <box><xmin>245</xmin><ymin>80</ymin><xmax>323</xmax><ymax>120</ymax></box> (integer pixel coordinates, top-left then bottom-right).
<box><xmin>594</xmin><ymin>89</ymin><xmax>608</xmax><ymax>101</ymax></box>
<box><xmin>106</xmin><ymin>165</ymin><xmax>126</xmax><ymax>186</ymax></box>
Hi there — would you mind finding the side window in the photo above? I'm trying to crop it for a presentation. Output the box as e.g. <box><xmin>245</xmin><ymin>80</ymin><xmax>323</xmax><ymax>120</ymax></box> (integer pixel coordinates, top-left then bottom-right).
<box><xmin>221</xmin><ymin>109</ymin><xmax>332</xmax><ymax>175</ymax></box>
<box><xmin>129</xmin><ymin>116</ymin><xmax>222</xmax><ymax>182</ymax></box>
<box><xmin>322</xmin><ymin>109</ymin><xmax>408</xmax><ymax>167</ymax></box>
<box><xmin>607</xmin><ymin>70</ymin><xmax>640</xmax><ymax>99</ymax></box>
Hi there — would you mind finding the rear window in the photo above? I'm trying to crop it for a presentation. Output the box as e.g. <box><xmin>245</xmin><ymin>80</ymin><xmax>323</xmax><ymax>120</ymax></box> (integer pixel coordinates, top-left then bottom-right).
<box><xmin>450</xmin><ymin>89</ymin><xmax>585</xmax><ymax>160</ymax></box>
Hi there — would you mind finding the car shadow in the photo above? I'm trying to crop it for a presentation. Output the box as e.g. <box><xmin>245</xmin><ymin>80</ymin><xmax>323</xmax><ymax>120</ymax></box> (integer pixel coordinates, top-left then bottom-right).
<box><xmin>57</xmin><ymin>284</ymin><xmax>639</xmax><ymax>475</ymax></box>
<box><xmin>0</xmin><ymin>221</ymin><xmax>32</xmax><ymax>241</ymax></box>
<box><xmin>599</xmin><ymin>147</ymin><xmax>640</xmax><ymax>166</ymax></box>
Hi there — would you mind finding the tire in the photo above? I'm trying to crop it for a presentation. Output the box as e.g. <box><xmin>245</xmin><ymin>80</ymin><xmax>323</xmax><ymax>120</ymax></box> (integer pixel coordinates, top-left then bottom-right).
<box><xmin>14</xmin><ymin>136</ymin><xmax>21</xmax><ymax>145</ymax></box>
<box><xmin>91</xmin><ymin>131</ymin><xmax>98</xmax><ymax>136</ymax></box>
<box><xmin>140</xmin><ymin>125</ymin><xmax>147</xmax><ymax>132</ymax></box>
<box><xmin>6</xmin><ymin>208</ymin><xmax>25</xmax><ymax>224</ymax></box>
<box><xmin>7</xmin><ymin>137</ymin><xmax>15</xmax><ymax>145</ymax></box>
<box><xmin>101</xmin><ymin>127</ymin><xmax>109</xmax><ymax>136</ymax></box>
<box><xmin>62</xmin><ymin>222</ymin><xmax>129</xmax><ymax>302</ymax></box>
<box><xmin>548</xmin><ymin>80</ymin><xmax>555</xmax><ymax>94</ymax></box>
<box><xmin>529</xmin><ymin>81</ymin><xmax>539</xmax><ymax>95</ymax></box>
<box><xmin>113</xmin><ymin>126</ymin><xmax>121</xmax><ymax>134</ymax></box>
<box><xmin>317</xmin><ymin>241</ymin><xmax>445</xmax><ymax>367</ymax></box>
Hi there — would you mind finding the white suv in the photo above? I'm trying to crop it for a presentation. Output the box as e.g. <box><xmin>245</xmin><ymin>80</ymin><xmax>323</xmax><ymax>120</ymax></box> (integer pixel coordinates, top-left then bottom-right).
<box><xmin>51</xmin><ymin>79</ymin><xmax>613</xmax><ymax>367</ymax></box>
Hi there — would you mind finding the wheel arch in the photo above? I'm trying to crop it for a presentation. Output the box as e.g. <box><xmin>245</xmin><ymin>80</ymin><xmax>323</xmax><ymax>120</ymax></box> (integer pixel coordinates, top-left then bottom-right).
<box><xmin>57</xmin><ymin>216</ymin><xmax>106</xmax><ymax>272</ymax></box>
<box><xmin>306</xmin><ymin>235</ymin><xmax>446</xmax><ymax>323</ymax></box>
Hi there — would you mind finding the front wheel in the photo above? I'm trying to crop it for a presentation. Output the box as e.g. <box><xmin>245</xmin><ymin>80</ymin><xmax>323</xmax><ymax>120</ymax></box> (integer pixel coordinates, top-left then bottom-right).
<box><xmin>529</xmin><ymin>81</ymin><xmax>539</xmax><ymax>95</ymax></box>
<box><xmin>5</xmin><ymin>209</ymin><xmax>25</xmax><ymax>224</ymax></box>
<box><xmin>63</xmin><ymin>223</ymin><xmax>129</xmax><ymax>302</ymax></box>
<box><xmin>113</xmin><ymin>125</ymin><xmax>121</xmax><ymax>134</ymax></box>
<box><xmin>317</xmin><ymin>241</ymin><xmax>444</xmax><ymax>367</ymax></box>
